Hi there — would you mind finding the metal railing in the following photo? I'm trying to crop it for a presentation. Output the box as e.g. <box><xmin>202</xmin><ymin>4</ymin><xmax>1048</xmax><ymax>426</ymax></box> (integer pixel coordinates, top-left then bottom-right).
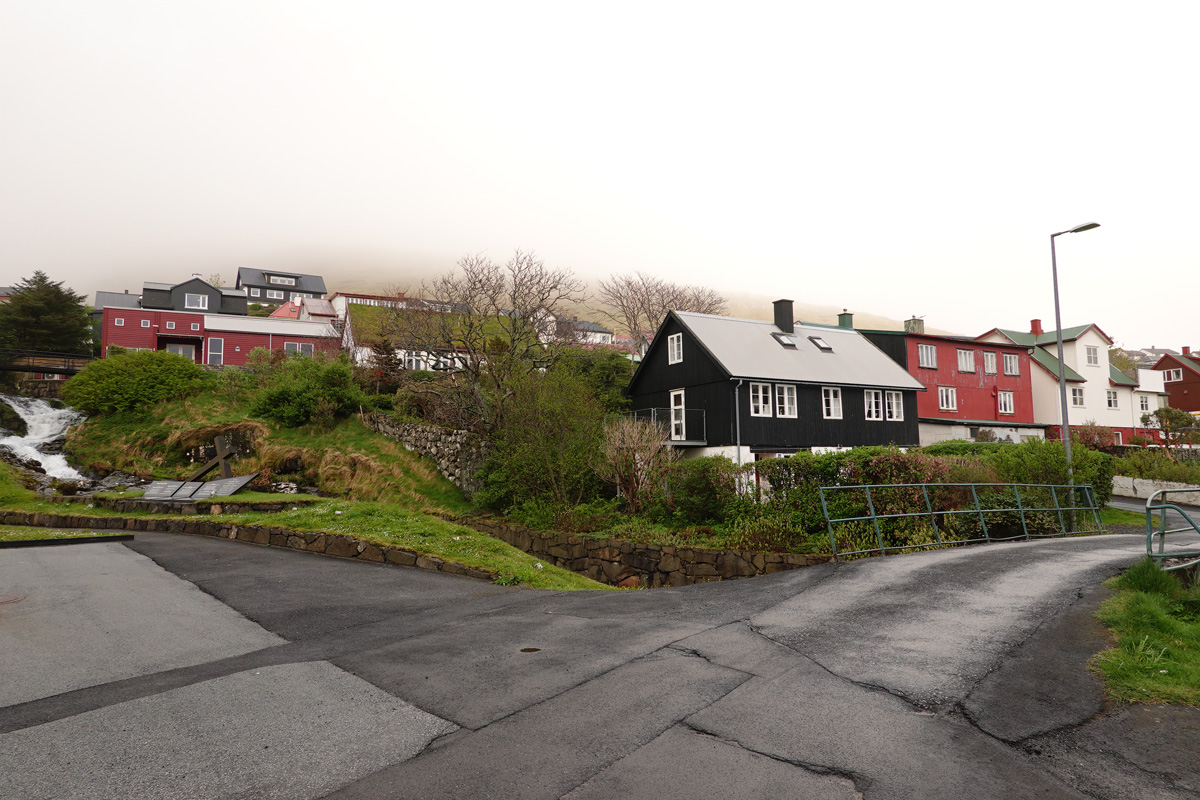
<box><xmin>626</xmin><ymin>407</ymin><xmax>706</xmax><ymax>444</ymax></box>
<box><xmin>1145</xmin><ymin>488</ymin><xmax>1200</xmax><ymax>571</ymax></box>
<box><xmin>819</xmin><ymin>482</ymin><xmax>1104</xmax><ymax>559</ymax></box>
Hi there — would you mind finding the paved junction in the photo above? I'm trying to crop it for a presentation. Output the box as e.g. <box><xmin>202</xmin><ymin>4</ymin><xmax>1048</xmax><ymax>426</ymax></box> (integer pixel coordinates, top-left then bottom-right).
<box><xmin>2</xmin><ymin>528</ymin><xmax>1198</xmax><ymax>799</ymax></box>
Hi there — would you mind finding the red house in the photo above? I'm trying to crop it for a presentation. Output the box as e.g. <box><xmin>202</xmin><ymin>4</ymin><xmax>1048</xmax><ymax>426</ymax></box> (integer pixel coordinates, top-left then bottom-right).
<box><xmin>1152</xmin><ymin>347</ymin><xmax>1200</xmax><ymax>414</ymax></box>
<box><xmin>862</xmin><ymin>319</ymin><xmax>1045</xmax><ymax>444</ymax></box>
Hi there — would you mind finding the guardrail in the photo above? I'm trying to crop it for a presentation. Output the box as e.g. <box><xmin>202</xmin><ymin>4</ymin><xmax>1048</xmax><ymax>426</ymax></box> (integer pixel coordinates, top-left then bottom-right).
<box><xmin>626</xmin><ymin>407</ymin><xmax>706</xmax><ymax>445</ymax></box>
<box><xmin>1145</xmin><ymin>488</ymin><xmax>1200</xmax><ymax>571</ymax></box>
<box><xmin>819</xmin><ymin>482</ymin><xmax>1103</xmax><ymax>560</ymax></box>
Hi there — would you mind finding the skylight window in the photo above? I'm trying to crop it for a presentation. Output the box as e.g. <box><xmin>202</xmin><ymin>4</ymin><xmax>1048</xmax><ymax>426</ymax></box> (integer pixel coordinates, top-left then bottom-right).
<box><xmin>772</xmin><ymin>332</ymin><xmax>797</xmax><ymax>348</ymax></box>
<box><xmin>808</xmin><ymin>336</ymin><xmax>833</xmax><ymax>352</ymax></box>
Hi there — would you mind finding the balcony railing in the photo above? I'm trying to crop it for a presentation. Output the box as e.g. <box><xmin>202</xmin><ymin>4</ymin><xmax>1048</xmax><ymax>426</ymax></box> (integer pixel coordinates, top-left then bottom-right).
<box><xmin>626</xmin><ymin>407</ymin><xmax>707</xmax><ymax>445</ymax></box>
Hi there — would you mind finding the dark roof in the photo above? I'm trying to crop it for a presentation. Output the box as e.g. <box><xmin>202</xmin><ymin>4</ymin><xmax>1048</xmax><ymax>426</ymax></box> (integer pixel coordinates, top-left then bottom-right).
<box><xmin>95</xmin><ymin>291</ymin><xmax>143</xmax><ymax>309</ymax></box>
<box><xmin>236</xmin><ymin>267</ymin><xmax>327</xmax><ymax>295</ymax></box>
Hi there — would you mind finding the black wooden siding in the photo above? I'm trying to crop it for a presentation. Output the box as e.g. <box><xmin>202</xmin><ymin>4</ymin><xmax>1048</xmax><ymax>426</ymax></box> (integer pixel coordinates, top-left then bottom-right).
<box><xmin>862</xmin><ymin>331</ymin><xmax>909</xmax><ymax>369</ymax></box>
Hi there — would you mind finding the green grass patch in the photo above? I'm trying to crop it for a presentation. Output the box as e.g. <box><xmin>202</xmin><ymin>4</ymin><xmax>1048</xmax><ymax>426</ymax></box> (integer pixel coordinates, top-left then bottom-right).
<box><xmin>1101</xmin><ymin>505</ymin><xmax>1147</xmax><ymax>527</ymax></box>
<box><xmin>0</xmin><ymin>526</ymin><xmax>127</xmax><ymax>543</ymax></box>
<box><xmin>1092</xmin><ymin>558</ymin><xmax>1200</xmax><ymax>706</ymax></box>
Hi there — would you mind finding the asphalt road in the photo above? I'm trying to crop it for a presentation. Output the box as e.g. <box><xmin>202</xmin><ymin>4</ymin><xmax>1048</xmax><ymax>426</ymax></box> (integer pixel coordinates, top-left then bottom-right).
<box><xmin>2</xmin><ymin>529</ymin><xmax>1198</xmax><ymax>799</ymax></box>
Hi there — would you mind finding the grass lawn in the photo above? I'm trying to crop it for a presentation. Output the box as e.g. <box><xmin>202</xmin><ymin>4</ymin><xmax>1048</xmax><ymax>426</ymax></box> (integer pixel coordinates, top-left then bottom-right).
<box><xmin>0</xmin><ymin>526</ymin><xmax>128</xmax><ymax>543</ymax></box>
<box><xmin>1101</xmin><ymin>505</ymin><xmax>1148</xmax><ymax>528</ymax></box>
<box><xmin>1092</xmin><ymin>558</ymin><xmax>1200</xmax><ymax>706</ymax></box>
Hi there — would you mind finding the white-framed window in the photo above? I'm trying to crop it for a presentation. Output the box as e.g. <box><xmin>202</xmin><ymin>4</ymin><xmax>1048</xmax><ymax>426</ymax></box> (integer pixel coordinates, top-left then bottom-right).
<box><xmin>285</xmin><ymin>342</ymin><xmax>314</xmax><ymax>357</ymax></box>
<box><xmin>1107</xmin><ymin>390</ymin><xmax>1119</xmax><ymax>409</ymax></box>
<box><xmin>114</xmin><ymin>318</ymin><xmax>124</xmax><ymax>326</ymax></box>
<box><xmin>249</xmin><ymin>288</ymin><xmax>261</xmax><ymax>297</ymax></box>
<box><xmin>670</xmin><ymin>389</ymin><xmax>685</xmax><ymax>440</ymax></box>
<box><xmin>885</xmin><ymin>390</ymin><xmax>903</xmax><ymax>421</ymax></box>
<box><xmin>191</xmin><ymin>323</ymin><xmax>200</xmax><ymax>331</ymax></box>
<box><xmin>750</xmin><ymin>382</ymin><xmax>773</xmax><ymax>417</ymax></box>
<box><xmin>1114</xmin><ymin>431</ymin><xmax>1123</xmax><ymax>445</ymax></box>
<box><xmin>207</xmin><ymin>338</ymin><xmax>223</xmax><ymax>367</ymax></box>
<box><xmin>917</xmin><ymin>343</ymin><xmax>937</xmax><ymax>369</ymax></box>
<box><xmin>864</xmin><ymin>389</ymin><xmax>884</xmax><ymax>420</ymax></box>
<box><xmin>166</xmin><ymin>321</ymin><xmax>175</xmax><ymax>330</ymax></box>
<box><xmin>1072</xmin><ymin>387</ymin><xmax>1085</xmax><ymax>406</ymax></box>
<box><xmin>185</xmin><ymin>293</ymin><xmax>208</xmax><ymax>310</ymax></box>
<box><xmin>775</xmin><ymin>384</ymin><xmax>797</xmax><ymax>418</ymax></box>
<box><xmin>1086</xmin><ymin>345</ymin><xmax>1099</xmax><ymax>366</ymax></box>
<box><xmin>1003</xmin><ymin>353</ymin><xmax>1020</xmax><ymax>375</ymax></box>
<box><xmin>957</xmin><ymin>349</ymin><xmax>975</xmax><ymax>373</ymax></box>
<box><xmin>982</xmin><ymin>352</ymin><xmax>997</xmax><ymax>375</ymax></box>
<box><xmin>998</xmin><ymin>390</ymin><xmax>1014</xmax><ymax>415</ymax></box>
<box><xmin>667</xmin><ymin>333</ymin><xmax>683</xmax><ymax>364</ymax></box>
<box><xmin>822</xmin><ymin>387</ymin><xmax>842</xmax><ymax>419</ymax></box>
<box><xmin>269</xmin><ymin>275</ymin><xmax>297</xmax><ymax>286</ymax></box>
<box><xmin>266</xmin><ymin>289</ymin><xmax>285</xmax><ymax>300</ymax></box>
<box><xmin>140</xmin><ymin>319</ymin><xmax>150</xmax><ymax>328</ymax></box>
<box><xmin>1140</xmin><ymin>395</ymin><xmax>1151</xmax><ymax>412</ymax></box>
<box><xmin>1164</xmin><ymin>368</ymin><xmax>1183</xmax><ymax>382</ymax></box>
<box><xmin>938</xmin><ymin>386</ymin><xmax>957</xmax><ymax>411</ymax></box>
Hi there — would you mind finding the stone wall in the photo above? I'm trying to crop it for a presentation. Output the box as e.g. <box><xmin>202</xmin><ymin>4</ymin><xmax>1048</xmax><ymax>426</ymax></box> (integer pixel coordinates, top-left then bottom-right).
<box><xmin>363</xmin><ymin>414</ymin><xmax>489</xmax><ymax>499</ymax></box>
<box><xmin>453</xmin><ymin>515</ymin><xmax>831</xmax><ymax>588</ymax></box>
<box><xmin>46</xmin><ymin>496</ymin><xmax>319</xmax><ymax>515</ymax></box>
<box><xmin>1112</xmin><ymin>475</ymin><xmax>1200</xmax><ymax>505</ymax></box>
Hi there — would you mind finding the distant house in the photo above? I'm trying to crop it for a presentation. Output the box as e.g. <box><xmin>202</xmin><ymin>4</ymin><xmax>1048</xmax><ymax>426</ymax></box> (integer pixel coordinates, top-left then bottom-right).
<box><xmin>861</xmin><ymin>318</ymin><xmax>1045</xmax><ymax>444</ymax></box>
<box><xmin>141</xmin><ymin>276</ymin><xmax>248</xmax><ymax>316</ymax></box>
<box><xmin>235</xmin><ymin>268</ymin><xmax>327</xmax><ymax>305</ymax></box>
<box><xmin>1152</xmin><ymin>348</ymin><xmax>1200</xmax><ymax>415</ymax></box>
<box><xmin>556</xmin><ymin>316</ymin><xmax>615</xmax><ymax>345</ymax></box>
<box><xmin>627</xmin><ymin>300</ymin><xmax>924</xmax><ymax>463</ymax></box>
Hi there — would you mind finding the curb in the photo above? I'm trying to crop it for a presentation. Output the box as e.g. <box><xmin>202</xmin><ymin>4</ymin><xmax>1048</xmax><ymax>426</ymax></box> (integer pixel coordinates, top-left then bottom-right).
<box><xmin>0</xmin><ymin>534</ymin><xmax>135</xmax><ymax>549</ymax></box>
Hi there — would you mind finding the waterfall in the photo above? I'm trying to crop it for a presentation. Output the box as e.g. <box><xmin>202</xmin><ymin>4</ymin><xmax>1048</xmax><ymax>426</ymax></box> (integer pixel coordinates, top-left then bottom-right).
<box><xmin>0</xmin><ymin>395</ymin><xmax>86</xmax><ymax>480</ymax></box>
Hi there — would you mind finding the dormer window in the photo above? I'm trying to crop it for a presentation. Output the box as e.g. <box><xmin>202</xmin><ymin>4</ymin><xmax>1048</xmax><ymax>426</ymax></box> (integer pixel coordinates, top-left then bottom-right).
<box><xmin>185</xmin><ymin>293</ymin><xmax>208</xmax><ymax>310</ymax></box>
<box><xmin>269</xmin><ymin>275</ymin><xmax>297</xmax><ymax>286</ymax></box>
<box><xmin>808</xmin><ymin>336</ymin><xmax>833</xmax><ymax>352</ymax></box>
<box><xmin>772</xmin><ymin>332</ymin><xmax>797</xmax><ymax>348</ymax></box>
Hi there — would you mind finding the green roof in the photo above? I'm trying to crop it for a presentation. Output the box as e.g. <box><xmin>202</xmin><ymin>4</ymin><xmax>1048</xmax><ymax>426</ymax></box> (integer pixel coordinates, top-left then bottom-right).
<box><xmin>1109</xmin><ymin>364</ymin><xmax>1138</xmax><ymax>386</ymax></box>
<box><xmin>1030</xmin><ymin>347</ymin><xmax>1085</xmax><ymax>382</ymax></box>
<box><xmin>995</xmin><ymin>324</ymin><xmax>1101</xmax><ymax>347</ymax></box>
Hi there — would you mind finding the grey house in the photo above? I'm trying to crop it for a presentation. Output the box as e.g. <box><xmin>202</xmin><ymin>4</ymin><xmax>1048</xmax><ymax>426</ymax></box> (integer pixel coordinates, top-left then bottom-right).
<box><xmin>236</xmin><ymin>268</ymin><xmax>327</xmax><ymax>304</ymax></box>
<box><xmin>141</xmin><ymin>277</ymin><xmax>247</xmax><ymax>315</ymax></box>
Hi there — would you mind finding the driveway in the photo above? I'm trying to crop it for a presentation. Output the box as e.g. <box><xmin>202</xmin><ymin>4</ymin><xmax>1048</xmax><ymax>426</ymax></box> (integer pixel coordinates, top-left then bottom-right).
<box><xmin>2</xmin><ymin>529</ymin><xmax>1198</xmax><ymax>799</ymax></box>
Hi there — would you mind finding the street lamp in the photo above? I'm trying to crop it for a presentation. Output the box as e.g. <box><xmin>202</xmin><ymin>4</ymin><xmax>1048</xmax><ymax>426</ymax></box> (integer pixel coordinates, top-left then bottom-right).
<box><xmin>1050</xmin><ymin>221</ymin><xmax>1100</xmax><ymax>498</ymax></box>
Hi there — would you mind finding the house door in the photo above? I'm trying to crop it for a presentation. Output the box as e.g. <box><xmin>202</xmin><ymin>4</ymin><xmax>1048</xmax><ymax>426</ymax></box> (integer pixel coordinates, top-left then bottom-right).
<box><xmin>165</xmin><ymin>343</ymin><xmax>196</xmax><ymax>361</ymax></box>
<box><xmin>670</xmin><ymin>389</ymin><xmax>685</xmax><ymax>440</ymax></box>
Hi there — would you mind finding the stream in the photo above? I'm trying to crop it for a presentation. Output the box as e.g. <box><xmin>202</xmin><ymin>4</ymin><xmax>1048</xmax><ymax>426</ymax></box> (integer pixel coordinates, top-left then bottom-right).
<box><xmin>0</xmin><ymin>395</ymin><xmax>86</xmax><ymax>481</ymax></box>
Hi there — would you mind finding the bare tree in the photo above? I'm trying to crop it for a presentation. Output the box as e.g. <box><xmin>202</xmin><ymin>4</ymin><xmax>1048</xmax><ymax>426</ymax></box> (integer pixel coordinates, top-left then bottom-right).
<box><xmin>595</xmin><ymin>416</ymin><xmax>679</xmax><ymax>513</ymax></box>
<box><xmin>596</xmin><ymin>272</ymin><xmax>726</xmax><ymax>354</ymax></box>
<box><xmin>385</xmin><ymin>250</ymin><xmax>585</xmax><ymax>431</ymax></box>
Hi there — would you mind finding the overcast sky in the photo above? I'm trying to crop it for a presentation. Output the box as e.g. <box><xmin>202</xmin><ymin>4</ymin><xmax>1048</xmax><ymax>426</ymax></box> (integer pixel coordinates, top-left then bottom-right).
<box><xmin>2</xmin><ymin>1</ymin><xmax>1196</xmax><ymax>348</ymax></box>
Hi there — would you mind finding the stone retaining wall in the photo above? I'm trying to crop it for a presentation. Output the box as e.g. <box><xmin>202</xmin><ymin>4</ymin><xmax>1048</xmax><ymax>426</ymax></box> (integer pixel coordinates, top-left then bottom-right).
<box><xmin>0</xmin><ymin>509</ymin><xmax>495</xmax><ymax>582</ymax></box>
<box><xmin>363</xmin><ymin>414</ymin><xmax>488</xmax><ymax>499</ymax></box>
<box><xmin>1112</xmin><ymin>475</ymin><xmax>1200</xmax><ymax>505</ymax></box>
<box><xmin>46</xmin><ymin>496</ymin><xmax>319</xmax><ymax>515</ymax></box>
<box><xmin>453</xmin><ymin>515</ymin><xmax>831</xmax><ymax>588</ymax></box>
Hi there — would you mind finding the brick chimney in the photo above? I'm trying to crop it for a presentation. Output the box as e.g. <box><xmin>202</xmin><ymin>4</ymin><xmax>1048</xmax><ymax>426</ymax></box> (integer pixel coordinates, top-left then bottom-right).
<box><xmin>904</xmin><ymin>317</ymin><xmax>924</xmax><ymax>335</ymax></box>
<box><xmin>1030</xmin><ymin>319</ymin><xmax>1043</xmax><ymax>336</ymax></box>
<box><xmin>773</xmin><ymin>299</ymin><xmax>794</xmax><ymax>334</ymax></box>
<box><xmin>838</xmin><ymin>309</ymin><xmax>854</xmax><ymax>329</ymax></box>
<box><xmin>1184</xmin><ymin>346</ymin><xmax>1192</xmax><ymax>356</ymax></box>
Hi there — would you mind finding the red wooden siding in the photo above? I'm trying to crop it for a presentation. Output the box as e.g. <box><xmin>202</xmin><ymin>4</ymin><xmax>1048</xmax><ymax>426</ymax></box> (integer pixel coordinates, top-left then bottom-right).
<box><xmin>1154</xmin><ymin>355</ymin><xmax>1200</xmax><ymax>413</ymax></box>
<box><xmin>907</xmin><ymin>335</ymin><xmax>1035</xmax><ymax>423</ymax></box>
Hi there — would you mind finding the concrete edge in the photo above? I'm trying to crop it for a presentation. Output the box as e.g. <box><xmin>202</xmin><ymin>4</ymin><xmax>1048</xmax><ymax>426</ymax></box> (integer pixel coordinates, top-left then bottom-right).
<box><xmin>0</xmin><ymin>534</ymin><xmax>136</xmax><ymax>549</ymax></box>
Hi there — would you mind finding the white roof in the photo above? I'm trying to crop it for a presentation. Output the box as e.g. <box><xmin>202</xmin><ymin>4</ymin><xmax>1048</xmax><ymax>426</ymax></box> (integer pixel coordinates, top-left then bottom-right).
<box><xmin>674</xmin><ymin>311</ymin><xmax>925</xmax><ymax>390</ymax></box>
<box><xmin>202</xmin><ymin>315</ymin><xmax>337</xmax><ymax>338</ymax></box>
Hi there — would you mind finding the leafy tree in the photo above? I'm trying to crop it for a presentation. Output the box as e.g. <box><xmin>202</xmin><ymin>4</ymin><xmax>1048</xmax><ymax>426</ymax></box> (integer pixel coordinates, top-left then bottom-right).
<box><xmin>61</xmin><ymin>350</ymin><xmax>210</xmax><ymax>414</ymax></box>
<box><xmin>0</xmin><ymin>271</ymin><xmax>92</xmax><ymax>353</ymax></box>
<box><xmin>1109</xmin><ymin>347</ymin><xmax>1138</xmax><ymax>380</ymax></box>
<box><xmin>548</xmin><ymin>345</ymin><xmax>634</xmax><ymax>413</ymax></box>
<box><xmin>1141</xmin><ymin>406</ymin><xmax>1199</xmax><ymax>457</ymax></box>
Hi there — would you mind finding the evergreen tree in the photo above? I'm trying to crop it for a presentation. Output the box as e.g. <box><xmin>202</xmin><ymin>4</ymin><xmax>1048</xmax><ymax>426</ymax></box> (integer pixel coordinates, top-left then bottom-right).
<box><xmin>0</xmin><ymin>271</ymin><xmax>93</xmax><ymax>353</ymax></box>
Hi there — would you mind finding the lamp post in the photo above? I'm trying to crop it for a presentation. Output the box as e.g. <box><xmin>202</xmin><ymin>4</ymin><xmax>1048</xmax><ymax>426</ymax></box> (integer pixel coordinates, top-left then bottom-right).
<box><xmin>1050</xmin><ymin>221</ymin><xmax>1100</xmax><ymax>519</ymax></box>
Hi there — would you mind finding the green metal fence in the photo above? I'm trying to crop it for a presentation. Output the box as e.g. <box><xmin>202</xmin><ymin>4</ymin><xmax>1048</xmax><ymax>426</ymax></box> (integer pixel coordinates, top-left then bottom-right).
<box><xmin>819</xmin><ymin>482</ymin><xmax>1104</xmax><ymax>559</ymax></box>
<box><xmin>1145</xmin><ymin>489</ymin><xmax>1200</xmax><ymax>571</ymax></box>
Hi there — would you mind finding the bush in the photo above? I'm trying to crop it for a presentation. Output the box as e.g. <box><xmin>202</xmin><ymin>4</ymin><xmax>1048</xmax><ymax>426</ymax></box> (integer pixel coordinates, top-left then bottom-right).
<box><xmin>921</xmin><ymin>441</ymin><xmax>1014</xmax><ymax>457</ymax></box>
<box><xmin>1115</xmin><ymin>450</ymin><xmax>1200</xmax><ymax>485</ymax></box>
<box><xmin>250</xmin><ymin>354</ymin><xmax>370</xmax><ymax>427</ymax></box>
<box><xmin>61</xmin><ymin>350</ymin><xmax>210</xmax><ymax>414</ymax></box>
<box><xmin>985</xmin><ymin>438</ymin><xmax>1114</xmax><ymax>505</ymax></box>
<box><xmin>659</xmin><ymin>456</ymin><xmax>740</xmax><ymax>525</ymax></box>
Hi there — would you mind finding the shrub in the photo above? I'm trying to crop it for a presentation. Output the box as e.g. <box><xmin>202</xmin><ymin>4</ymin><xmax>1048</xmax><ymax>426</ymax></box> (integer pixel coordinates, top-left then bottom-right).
<box><xmin>595</xmin><ymin>416</ymin><xmax>678</xmax><ymax>514</ymax></box>
<box><xmin>1115</xmin><ymin>450</ymin><xmax>1200</xmax><ymax>485</ymax></box>
<box><xmin>921</xmin><ymin>440</ymin><xmax>1014</xmax><ymax>457</ymax></box>
<box><xmin>985</xmin><ymin>438</ymin><xmax>1114</xmax><ymax>505</ymax></box>
<box><xmin>61</xmin><ymin>350</ymin><xmax>210</xmax><ymax>414</ymax></box>
<box><xmin>250</xmin><ymin>354</ymin><xmax>370</xmax><ymax>428</ymax></box>
<box><xmin>659</xmin><ymin>456</ymin><xmax>741</xmax><ymax>525</ymax></box>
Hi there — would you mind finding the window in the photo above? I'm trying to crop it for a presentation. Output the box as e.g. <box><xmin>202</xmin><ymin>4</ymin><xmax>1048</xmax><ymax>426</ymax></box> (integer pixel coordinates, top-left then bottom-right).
<box><xmin>772</xmin><ymin>332</ymin><xmax>796</xmax><ymax>348</ymax></box>
<box><xmin>808</xmin><ymin>336</ymin><xmax>833</xmax><ymax>352</ymax></box>
<box><xmin>670</xmin><ymin>389</ymin><xmax>685</xmax><ymax>440</ymax></box>
<box><xmin>822</xmin><ymin>387</ymin><xmax>842</xmax><ymax>419</ymax></box>
<box><xmin>1114</xmin><ymin>431</ymin><xmax>1123</xmax><ymax>445</ymax></box>
<box><xmin>140</xmin><ymin>319</ymin><xmax>150</xmax><ymax>328</ymax></box>
<box><xmin>885</xmin><ymin>390</ymin><xmax>903</xmax><ymax>421</ymax></box>
<box><xmin>1086</xmin><ymin>346</ymin><xmax>1099</xmax><ymax>366</ymax></box>
<box><xmin>1003</xmin><ymin>353</ymin><xmax>1020</xmax><ymax>375</ymax></box>
<box><xmin>1072</xmin><ymin>387</ymin><xmax>1085</xmax><ymax>406</ymax></box>
<box><xmin>998</xmin><ymin>390</ymin><xmax>1014</xmax><ymax>415</ymax></box>
<box><xmin>207</xmin><ymin>338</ymin><xmax>223</xmax><ymax>367</ymax></box>
<box><xmin>403</xmin><ymin>351</ymin><xmax>424</xmax><ymax>370</ymax></box>
<box><xmin>1164</xmin><ymin>368</ymin><xmax>1183</xmax><ymax>382</ymax></box>
<box><xmin>1140</xmin><ymin>395</ymin><xmax>1151</xmax><ymax>412</ymax></box>
<box><xmin>191</xmin><ymin>323</ymin><xmax>200</xmax><ymax>331</ymax></box>
<box><xmin>938</xmin><ymin>386</ymin><xmax>957</xmax><ymax>411</ymax></box>
<box><xmin>285</xmin><ymin>342</ymin><xmax>314</xmax><ymax>357</ymax></box>
<box><xmin>917</xmin><ymin>343</ymin><xmax>937</xmax><ymax>369</ymax></box>
<box><xmin>750</xmin><ymin>382</ymin><xmax>773</xmax><ymax>417</ymax></box>
<box><xmin>1107</xmin><ymin>390</ymin><xmax>1118</xmax><ymax>409</ymax></box>
<box><xmin>249</xmin><ymin>288</ymin><xmax>260</xmax><ymax>297</ymax></box>
<box><xmin>166</xmin><ymin>321</ymin><xmax>175</xmax><ymax>330</ymax></box>
<box><xmin>667</xmin><ymin>333</ymin><xmax>683</xmax><ymax>364</ymax></box>
<box><xmin>269</xmin><ymin>276</ymin><xmax>297</xmax><ymax>286</ymax></box>
<box><xmin>164</xmin><ymin>343</ymin><xmax>195</xmax><ymax>360</ymax></box>
<box><xmin>983</xmin><ymin>352</ymin><xmax>997</xmax><ymax>375</ymax></box>
<box><xmin>864</xmin><ymin>390</ymin><xmax>883</xmax><ymax>420</ymax></box>
<box><xmin>185</xmin><ymin>293</ymin><xmax>208</xmax><ymax>310</ymax></box>
<box><xmin>114</xmin><ymin>318</ymin><xmax>124</xmax><ymax>326</ymax></box>
<box><xmin>775</xmin><ymin>384</ymin><xmax>797</xmax><ymax>418</ymax></box>
<box><xmin>957</xmin><ymin>349</ymin><xmax>975</xmax><ymax>373</ymax></box>
<box><xmin>266</xmin><ymin>289</ymin><xmax>285</xmax><ymax>300</ymax></box>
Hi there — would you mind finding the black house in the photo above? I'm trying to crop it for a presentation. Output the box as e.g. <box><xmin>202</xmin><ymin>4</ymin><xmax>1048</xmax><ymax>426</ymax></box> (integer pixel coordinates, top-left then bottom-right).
<box><xmin>236</xmin><ymin>268</ymin><xmax>327</xmax><ymax>304</ymax></box>
<box><xmin>627</xmin><ymin>300</ymin><xmax>923</xmax><ymax>462</ymax></box>
<box><xmin>140</xmin><ymin>277</ymin><xmax>247</xmax><ymax>315</ymax></box>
